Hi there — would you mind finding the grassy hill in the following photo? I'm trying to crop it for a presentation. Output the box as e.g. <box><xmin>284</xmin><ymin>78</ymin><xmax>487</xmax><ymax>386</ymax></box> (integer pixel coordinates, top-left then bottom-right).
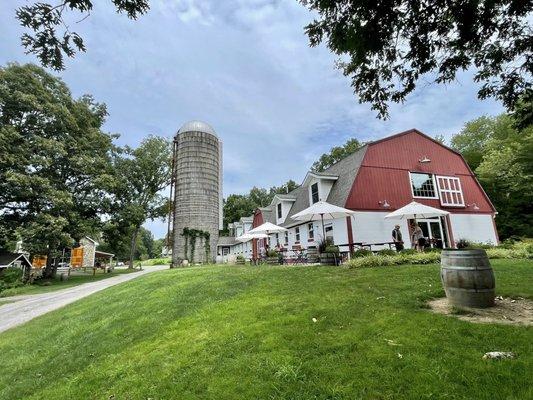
<box><xmin>0</xmin><ymin>260</ymin><xmax>531</xmax><ymax>399</ymax></box>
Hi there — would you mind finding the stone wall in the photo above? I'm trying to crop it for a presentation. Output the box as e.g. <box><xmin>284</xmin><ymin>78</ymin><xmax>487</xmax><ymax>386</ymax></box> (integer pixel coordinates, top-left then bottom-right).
<box><xmin>80</xmin><ymin>237</ymin><xmax>96</xmax><ymax>267</ymax></box>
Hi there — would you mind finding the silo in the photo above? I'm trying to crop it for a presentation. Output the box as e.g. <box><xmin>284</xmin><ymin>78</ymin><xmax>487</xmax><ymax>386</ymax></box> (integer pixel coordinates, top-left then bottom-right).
<box><xmin>171</xmin><ymin>121</ymin><xmax>222</xmax><ymax>264</ymax></box>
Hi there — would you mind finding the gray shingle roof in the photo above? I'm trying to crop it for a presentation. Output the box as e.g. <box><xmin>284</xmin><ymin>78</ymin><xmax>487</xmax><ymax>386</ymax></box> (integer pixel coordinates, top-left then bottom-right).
<box><xmin>280</xmin><ymin>145</ymin><xmax>368</xmax><ymax>227</ymax></box>
<box><xmin>217</xmin><ymin>236</ymin><xmax>238</xmax><ymax>246</ymax></box>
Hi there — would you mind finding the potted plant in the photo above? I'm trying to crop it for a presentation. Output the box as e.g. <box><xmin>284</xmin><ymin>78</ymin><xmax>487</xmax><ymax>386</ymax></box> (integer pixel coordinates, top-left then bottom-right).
<box><xmin>266</xmin><ymin>249</ymin><xmax>279</xmax><ymax>265</ymax></box>
<box><xmin>320</xmin><ymin>244</ymin><xmax>340</xmax><ymax>266</ymax></box>
<box><xmin>235</xmin><ymin>255</ymin><xmax>246</xmax><ymax>265</ymax></box>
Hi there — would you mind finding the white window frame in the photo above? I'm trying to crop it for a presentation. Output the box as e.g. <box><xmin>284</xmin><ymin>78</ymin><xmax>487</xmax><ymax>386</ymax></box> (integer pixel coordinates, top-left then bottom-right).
<box><xmin>277</xmin><ymin>203</ymin><xmax>282</xmax><ymax>219</ymax></box>
<box><xmin>308</xmin><ymin>223</ymin><xmax>314</xmax><ymax>240</ymax></box>
<box><xmin>409</xmin><ymin>172</ymin><xmax>438</xmax><ymax>199</ymax></box>
<box><xmin>310</xmin><ymin>182</ymin><xmax>319</xmax><ymax>204</ymax></box>
<box><xmin>284</xmin><ymin>231</ymin><xmax>289</xmax><ymax>245</ymax></box>
<box><xmin>295</xmin><ymin>227</ymin><xmax>300</xmax><ymax>243</ymax></box>
<box><xmin>436</xmin><ymin>175</ymin><xmax>465</xmax><ymax>207</ymax></box>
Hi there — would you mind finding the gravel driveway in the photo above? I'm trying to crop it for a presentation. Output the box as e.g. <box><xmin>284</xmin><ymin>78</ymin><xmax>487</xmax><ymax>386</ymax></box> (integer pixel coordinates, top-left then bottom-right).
<box><xmin>0</xmin><ymin>265</ymin><xmax>168</xmax><ymax>334</ymax></box>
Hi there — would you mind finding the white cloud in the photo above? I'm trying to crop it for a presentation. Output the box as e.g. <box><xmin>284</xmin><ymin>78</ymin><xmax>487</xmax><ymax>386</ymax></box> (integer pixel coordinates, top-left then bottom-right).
<box><xmin>0</xmin><ymin>0</ymin><xmax>504</xmax><ymax>238</ymax></box>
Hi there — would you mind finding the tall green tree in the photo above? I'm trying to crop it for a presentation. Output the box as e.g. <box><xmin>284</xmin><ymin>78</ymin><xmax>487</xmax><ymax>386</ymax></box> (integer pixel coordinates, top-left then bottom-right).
<box><xmin>105</xmin><ymin>136</ymin><xmax>171</xmax><ymax>268</ymax></box>
<box><xmin>311</xmin><ymin>138</ymin><xmax>363</xmax><ymax>172</ymax></box>
<box><xmin>301</xmin><ymin>1</ymin><xmax>532</xmax><ymax>118</ymax></box>
<box><xmin>0</xmin><ymin>63</ymin><xmax>115</xmax><ymax>277</ymax></box>
<box><xmin>451</xmin><ymin>115</ymin><xmax>514</xmax><ymax>171</ymax></box>
<box><xmin>451</xmin><ymin>109</ymin><xmax>532</xmax><ymax>239</ymax></box>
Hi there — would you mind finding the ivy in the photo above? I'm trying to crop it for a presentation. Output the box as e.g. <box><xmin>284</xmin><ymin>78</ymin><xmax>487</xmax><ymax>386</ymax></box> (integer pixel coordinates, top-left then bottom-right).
<box><xmin>181</xmin><ymin>228</ymin><xmax>211</xmax><ymax>263</ymax></box>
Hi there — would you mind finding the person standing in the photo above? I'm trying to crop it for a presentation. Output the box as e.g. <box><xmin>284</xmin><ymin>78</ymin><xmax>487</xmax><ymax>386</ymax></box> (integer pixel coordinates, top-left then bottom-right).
<box><xmin>392</xmin><ymin>225</ymin><xmax>404</xmax><ymax>251</ymax></box>
<box><xmin>411</xmin><ymin>223</ymin><xmax>425</xmax><ymax>252</ymax></box>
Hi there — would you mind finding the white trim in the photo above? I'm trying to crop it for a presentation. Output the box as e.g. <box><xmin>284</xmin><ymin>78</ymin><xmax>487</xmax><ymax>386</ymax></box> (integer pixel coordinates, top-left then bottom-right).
<box><xmin>436</xmin><ymin>175</ymin><xmax>465</xmax><ymax>207</ymax></box>
<box><xmin>409</xmin><ymin>172</ymin><xmax>439</xmax><ymax>199</ymax></box>
<box><xmin>302</xmin><ymin>172</ymin><xmax>338</xmax><ymax>186</ymax></box>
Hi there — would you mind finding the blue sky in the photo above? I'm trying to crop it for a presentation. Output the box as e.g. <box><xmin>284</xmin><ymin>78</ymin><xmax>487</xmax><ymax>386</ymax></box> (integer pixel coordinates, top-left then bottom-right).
<box><xmin>1</xmin><ymin>0</ymin><xmax>503</xmax><ymax>238</ymax></box>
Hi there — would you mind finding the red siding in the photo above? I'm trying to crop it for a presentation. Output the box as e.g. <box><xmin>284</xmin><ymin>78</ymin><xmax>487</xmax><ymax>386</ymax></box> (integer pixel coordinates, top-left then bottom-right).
<box><xmin>252</xmin><ymin>209</ymin><xmax>265</xmax><ymax>260</ymax></box>
<box><xmin>345</xmin><ymin>130</ymin><xmax>495</xmax><ymax>213</ymax></box>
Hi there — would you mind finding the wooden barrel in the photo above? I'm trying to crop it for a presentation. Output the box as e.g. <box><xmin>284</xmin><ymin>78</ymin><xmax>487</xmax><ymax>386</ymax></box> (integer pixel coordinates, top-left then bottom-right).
<box><xmin>307</xmin><ymin>246</ymin><xmax>319</xmax><ymax>263</ymax></box>
<box><xmin>319</xmin><ymin>253</ymin><xmax>338</xmax><ymax>266</ymax></box>
<box><xmin>440</xmin><ymin>249</ymin><xmax>495</xmax><ymax>308</ymax></box>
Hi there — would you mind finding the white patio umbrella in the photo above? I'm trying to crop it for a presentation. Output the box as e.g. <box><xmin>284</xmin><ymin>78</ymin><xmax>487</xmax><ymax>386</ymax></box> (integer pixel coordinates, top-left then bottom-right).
<box><xmin>384</xmin><ymin>201</ymin><xmax>449</xmax><ymax>220</ymax></box>
<box><xmin>247</xmin><ymin>222</ymin><xmax>287</xmax><ymax>235</ymax></box>
<box><xmin>291</xmin><ymin>200</ymin><xmax>356</xmax><ymax>240</ymax></box>
<box><xmin>235</xmin><ymin>232</ymin><xmax>268</xmax><ymax>242</ymax></box>
<box><xmin>247</xmin><ymin>222</ymin><xmax>287</xmax><ymax>249</ymax></box>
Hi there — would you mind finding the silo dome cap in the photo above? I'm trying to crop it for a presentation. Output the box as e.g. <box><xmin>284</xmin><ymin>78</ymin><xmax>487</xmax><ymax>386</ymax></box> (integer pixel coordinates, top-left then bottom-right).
<box><xmin>177</xmin><ymin>121</ymin><xmax>217</xmax><ymax>137</ymax></box>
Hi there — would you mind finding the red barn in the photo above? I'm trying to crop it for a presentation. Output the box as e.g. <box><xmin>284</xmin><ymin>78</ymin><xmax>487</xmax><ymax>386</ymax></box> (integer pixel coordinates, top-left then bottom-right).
<box><xmin>226</xmin><ymin>129</ymin><xmax>498</xmax><ymax>260</ymax></box>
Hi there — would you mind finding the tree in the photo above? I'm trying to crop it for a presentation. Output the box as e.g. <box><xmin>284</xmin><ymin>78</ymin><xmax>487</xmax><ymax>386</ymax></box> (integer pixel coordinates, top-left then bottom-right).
<box><xmin>16</xmin><ymin>1</ymin><xmax>150</xmax><ymax>70</ymax></box>
<box><xmin>105</xmin><ymin>136</ymin><xmax>171</xmax><ymax>268</ymax></box>
<box><xmin>0</xmin><ymin>63</ymin><xmax>115</xmax><ymax>277</ymax></box>
<box><xmin>301</xmin><ymin>1</ymin><xmax>532</xmax><ymax>119</ymax></box>
<box><xmin>269</xmin><ymin>180</ymin><xmax>299</xmax><ymax>196</ymax></box>
<box><xmin>451</xmin><ymin>115</ymin><xmax>514</xmax><ymax>171</ymax></box>
<box><xmin>222</xmin><ymin>180</ymin><xmax>301</xmax><ymax>233</ymax></box>
<box><xmin>450</xmin><ymin>107</ymin><xmax>532</xmax><ymax>239</ymax></box>
<box><xmin>311</xmin><ymin>138</ymin><xmax>363</xmax><ymax>172</ymax></box>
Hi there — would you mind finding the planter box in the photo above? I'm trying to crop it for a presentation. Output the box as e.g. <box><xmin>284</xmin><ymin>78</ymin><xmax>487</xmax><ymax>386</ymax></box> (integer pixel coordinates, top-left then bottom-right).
<box><xmin>266</xmin><ymin>256</ymin><xmax>278</xmax><ymax>265</ymax></box>
<box><xmin>320</xmin><ymin>253</ymin><xmax>339</xmax><ymax>266</ymax></box>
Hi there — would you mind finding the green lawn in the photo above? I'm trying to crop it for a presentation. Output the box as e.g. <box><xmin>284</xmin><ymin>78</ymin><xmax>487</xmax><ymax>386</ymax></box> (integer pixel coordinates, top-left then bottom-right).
<box><xmin>0</xmin><ymin>268</ymin><xmax>138</xmax><ymax>298</ymax></box>
<box><xmin>0</xmin><ymin>259</ymin><xmax>531</xmax><ymax>400</ymax></box>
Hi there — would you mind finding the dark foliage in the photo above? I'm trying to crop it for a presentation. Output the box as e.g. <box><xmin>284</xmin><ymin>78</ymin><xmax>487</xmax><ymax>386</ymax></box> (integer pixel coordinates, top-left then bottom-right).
<box><xmin>301</xmin><ymin>0</ymin><xmax>532</xmax><ymax>118</ymax></box>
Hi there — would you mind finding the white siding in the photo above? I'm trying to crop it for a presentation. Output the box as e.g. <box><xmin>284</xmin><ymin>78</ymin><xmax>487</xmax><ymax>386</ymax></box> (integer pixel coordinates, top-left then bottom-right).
<box><xmin>351</xmin><ymin>212</ymin><xmax>412</xmax><ymax>249</ymax></box>
<box><xmin>449</xmin><ymin>214</ymin><xmax>497</xmax><ymax>245</ymax></box>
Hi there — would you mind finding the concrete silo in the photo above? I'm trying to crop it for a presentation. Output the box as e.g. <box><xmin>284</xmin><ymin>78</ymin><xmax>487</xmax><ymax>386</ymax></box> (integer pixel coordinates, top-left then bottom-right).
<box><xmin>170</xmin><ymin>121</ymin><xmax>222</xmax><ymax>265</ymax></box>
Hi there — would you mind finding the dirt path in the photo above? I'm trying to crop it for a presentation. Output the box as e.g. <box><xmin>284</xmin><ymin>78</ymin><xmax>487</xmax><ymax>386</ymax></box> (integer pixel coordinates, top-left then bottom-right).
<box><xmin>0</xmin><ymin>265</ymin><xmax>168</xmax><ymax>334</ymax></box>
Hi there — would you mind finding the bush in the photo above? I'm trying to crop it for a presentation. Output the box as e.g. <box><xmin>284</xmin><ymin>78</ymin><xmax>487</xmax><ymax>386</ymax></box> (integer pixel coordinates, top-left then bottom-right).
<box><xmin>352</xmin><ymin>249</ymin><xmax>373</xmax><ymax>258</ymax></box>
<box><xmin>377</xmin><ymin>249</ymin><xmax>397</xmax><ymax>256</ymax></box>
<box><xmin>456</xmin><ymin>239</ymin><xmax>470</xmax><ymax>249</ymax></box>
<box><xmin>142</xmin><ymin>258</ymin><xmax>171</xmax><ymax>266</ymax></box>
<box><xmin>400</xmin><ymin>249</ymin><xmax>417</xmax><ymax>255</ymax></box>
<box><xmin>236</xmin><ymin>255</ymin><xmax>245</xmax><ymax>261</ymax></box>
<box><xmin>1</xmin><ymin>267</ymin><xmax>24</xmax><ymax>286</ymax></box>
<box><xmin>424</xmin><ymin>247</ymin><xmax>442</xmax><ymax>253</ymax></box>
<box><xmin>347</xmin><ymin>252</ymin><xmax>441</xmax><ymax>269</ymax></box>
<box><xmin>266</xmin><ymin>249</ymin><xmax>278</xmax><ymax>257</ymax></box>
<box><xmin>324</xmin><ymin>245</ymin><xmax>340</xmax><ymax>254</ymax></box>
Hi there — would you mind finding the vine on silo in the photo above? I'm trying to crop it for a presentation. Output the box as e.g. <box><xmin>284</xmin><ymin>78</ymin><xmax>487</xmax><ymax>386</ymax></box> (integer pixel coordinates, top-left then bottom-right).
<box><xmin>181</xmin><ymin>228</ymin><xmax>211</xmax><ymax>262</ymax></box>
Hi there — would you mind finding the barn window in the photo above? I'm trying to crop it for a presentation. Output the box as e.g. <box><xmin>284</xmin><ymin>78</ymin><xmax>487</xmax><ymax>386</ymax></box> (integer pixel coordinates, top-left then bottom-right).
<box><xmin>311</xmin><ymin>183</ymin><xmax>319</xmax><ymax>204</ymax></box>
<box><xmin>436</xmin><ymin>176</ymin><xmax>465</xmax><ymax>207</ymax></box>
<box><xmin>409</xmin><ymin>172</ymin><xmax>437</xmax><ymax>199</ymax></box>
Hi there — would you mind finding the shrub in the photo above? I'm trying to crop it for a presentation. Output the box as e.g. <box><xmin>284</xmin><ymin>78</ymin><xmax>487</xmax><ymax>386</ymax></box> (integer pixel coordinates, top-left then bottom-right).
<box><xmin>142</xmin><ymin>258</ymin><xmax>171</xmax><ymax>266</ymax></box>
<box><xmin>266</xmin><ymin>249</ymin><xmax>278</xmax><ymax>257</ymax></box>
<box><xmin>377</xmin><ymin>249</ymin><xmax>397</xmax><ymax>256</ymax></box>
<box><xmin>352</xmin><ymin>249</ymin><xmax>372</xmax><ymax>258</ymax></box>
<box><xmin>318</xmin><ymin>237</ymin><xmax>334</xmax><ymax>253</ymax></box>
<box><xmin>236</xmin><ymin>255</ymin><xmax>245</xmax><ymax>261</ymax></box>
<box><xmin>400</xmin><ymin>249</ymin><xmax>417</xmax><ymax>255</ymax></box>
<box><xmin>1</xmin><ymin>267</ymin><xmax>24</xmax><ymax>286</ymax></box>
<box><xmin>347</xmin><ymin>252</ymin><xmax>441</xmax><ymax>269</ymax></box>
<box><xmin>424</xmin><ymin>247</ymin><xmax>442</xmax><ymax>253</ymax></box>
<box><xmin>324</xmin><ymin>245</ymin><xmax>340</xmax><ymax>254</ymax></box>
<box><xmin>456</xmin><ymin>239</ymin><xmax>470</xmax><ymax>249</ymax></box>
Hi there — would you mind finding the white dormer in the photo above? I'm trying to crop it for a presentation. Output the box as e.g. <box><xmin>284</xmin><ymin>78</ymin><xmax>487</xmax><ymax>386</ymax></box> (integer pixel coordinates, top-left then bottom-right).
<box><xmin>302</xmin><ymin>172</ymin><xmax>338</xmax><ymax>205</ymax></box>
<box><xmin>270</xmin><ymin>194</ymin><xmax>297</xmax><ymax>224</ymax></box>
